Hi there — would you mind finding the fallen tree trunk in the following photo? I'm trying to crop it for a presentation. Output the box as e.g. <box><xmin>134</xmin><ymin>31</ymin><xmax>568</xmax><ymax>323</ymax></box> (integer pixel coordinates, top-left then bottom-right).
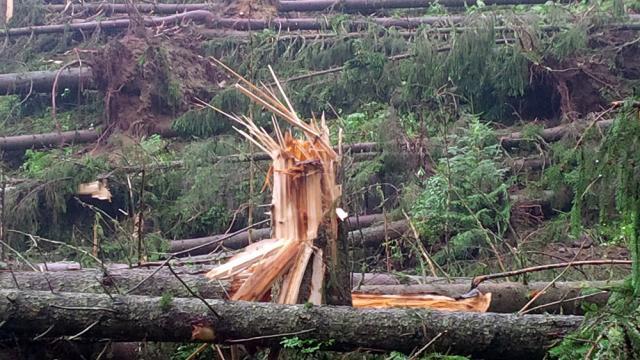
<box><xmin>357</xmin><ymin>281</ymin><xmax>614</xmax><ymax>314</ymax></box>
<box><xmin>0</xmin><ymin>126</ymin><xmax>178</xmax><ymax>151</ymax></box>
<box><xmin>0</xmin><ymin>129</ymin><xmax>99</xmax><ymax>151</ymax></box>
<box><xmin>171</xmin><ymin>219</ymin><xmax>410</xmax><ymax>255</ymax></box>
<box><xmin>0</xmin><ymin>289</ymin><xmax>583</xmax><ymax>358</ymax></box>
<box><xmin>1</xmin><ymin>269</ymin><xmax>612</xmax><ymax>314</ymax></box>
<box><xmin>0</xmin><ymin>11</ymin><xmax>469</xmax><ymax>38</ymax></box>
<box><xmin>0</xmin><ymin>268</ymin><xmax>230</xmax><ymax>299</ymax></box>
<box><xmin>500</xmin><ymin>119</ymin><xmax>614</xmax><ymax>148</ymax></box>
<box><xmin>0</xmin><ymin>67</ymin><xmax>94</xmax><ymax>94</ymax></box>
<box><xmin>45</xmin><ymin>3</ymin><xmax>219</xmax><ymax>13</ymax></box>
<box><xmin>277</xmin><ymin>0</ymin><xmax>558</xmax><ymax>12</ymax></box>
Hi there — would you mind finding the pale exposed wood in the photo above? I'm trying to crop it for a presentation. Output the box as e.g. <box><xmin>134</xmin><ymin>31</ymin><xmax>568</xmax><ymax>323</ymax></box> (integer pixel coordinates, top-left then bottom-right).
<box><xmin>352</xmin><ymin>292</ymin><xmax>492</xmax><ymax>312</ymax></box>
<box><xmin>205</xmin><ymin>63</ymin><xmax>343</xmax><ymax>306</ymax></box>
<box><xmin>77</xmin><ymin>179</ymin><xmax>112</xmax><ymax>201</ymax></box>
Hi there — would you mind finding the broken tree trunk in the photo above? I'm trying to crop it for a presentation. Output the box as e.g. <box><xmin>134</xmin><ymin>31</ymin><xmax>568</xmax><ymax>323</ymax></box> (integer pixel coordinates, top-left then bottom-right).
<box><xmin>356</xmin><ymin>281</ymin><xmax>614</xmax><ymax>314</ymax></box>
<box><xmin>276</xmin><ymin>0</ymin><xmax>558</xmax><ymax>12</ymax></box>
<box><xmin>0</xmin><ymin>67</ymin><xmax>94</xmax><ymax>94</ymax></box>
<box><xmin>203</xmin><ymin>62</ymin><xmax>349</xmax><ymax>306</ymax></box>
<box><xmin>0</xmin><ymin>289</ymin><xmax>583</xmax><ymax>358</ymax></box>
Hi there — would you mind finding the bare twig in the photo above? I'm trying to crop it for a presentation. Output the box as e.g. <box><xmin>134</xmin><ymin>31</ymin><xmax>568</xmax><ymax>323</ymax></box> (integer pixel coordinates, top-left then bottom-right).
<box><xmin>471</xmin><ymin>260</ymin><xmax>631</xmax><ymax>289</ymax></box>
<box><xmin>0</xmin><ymin>238</ymin><xmax>39</xmax><ymax>271</ymax></box>
<box><xmin>409</xmin><ymin>331</ymin><xmax>445</xmax><ymax>360</ymax></box>
<box><xmin>167</xmin><ymin>263</ymin><xmax>221</xmax><ymax>319</ymax></box>
<box><xmin>226</xmin><ymin>328</ymin><xmax>316</xmax><ymax>343</ymax></box>
<box><xmin>521</xmin><ymin>290</ymin><xmax>609</xmax><ymax>315</ymax></box>
<box><xmin>68</xmin><ymin>318</ymin><xmax>103</xmax><ymax>340</ymax></box>
<box><xmin>518</xmin><ymin>244</ymin><xmax>584</xmax><ymax>313</ymax></box>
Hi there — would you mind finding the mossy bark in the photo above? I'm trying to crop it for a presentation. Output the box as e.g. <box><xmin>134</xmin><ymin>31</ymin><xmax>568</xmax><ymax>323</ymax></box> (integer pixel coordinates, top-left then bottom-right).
<box><xmin>0</xmin><ymin>289</ymin><xmax>582</xmax><ymax>359</ymax></box>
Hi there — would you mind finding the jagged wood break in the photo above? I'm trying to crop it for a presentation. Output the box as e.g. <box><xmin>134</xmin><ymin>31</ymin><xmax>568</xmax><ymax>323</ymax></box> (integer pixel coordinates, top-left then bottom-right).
<box><xmin>202</xmin><ymin>59</ymin><xmax>491</xmax><ymax>312</ymax></box>
<box><xmin>203</xmin><ymin>59</ymin><xmax>341</xmax><ymax>305</ymax></box>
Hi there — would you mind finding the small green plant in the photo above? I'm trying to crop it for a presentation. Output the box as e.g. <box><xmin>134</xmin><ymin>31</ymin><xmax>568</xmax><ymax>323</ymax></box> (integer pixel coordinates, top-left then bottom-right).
<box><xmin>159</xmin><ymin>292</ymin><xmax>173</xmax><ymax>311</ymax></box>
<box><xmin>281</xmin><ymin>336</ymin><xmax>336</xmax><ymax>358</ymax></box>
<box><xmin>411</xmin><ymin>116</ymin><xmax>511</xmax><ymax>262</ymax></box>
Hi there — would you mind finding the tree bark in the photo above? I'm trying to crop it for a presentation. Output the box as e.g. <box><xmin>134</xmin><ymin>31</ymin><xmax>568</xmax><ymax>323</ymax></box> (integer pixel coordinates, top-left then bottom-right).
<box><xmin>276</xmin><ymin>0</ymin><xmax>558</xmax><ymax>12</ymax></box>
<box><xmin>0</xmin><ymin>289</ymin><xmax>583</xmax><ymax>358</ymax></box>
<box><xmin>0</xmin><ymin>67</ymin><xmax>94</xmax><ymax>94</ymax></box>
<box><xmin>1</xmin><ymin>269</ymin><xmax>612</xmax><ymax>314</ymax></box>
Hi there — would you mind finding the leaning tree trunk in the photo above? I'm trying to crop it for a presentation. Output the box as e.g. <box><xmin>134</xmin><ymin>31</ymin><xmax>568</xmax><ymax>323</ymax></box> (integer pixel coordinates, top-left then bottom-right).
<box><xmin>0</xmin><ymin>289</ymin><xmax>583</xmax><ymax>359</ymax></box>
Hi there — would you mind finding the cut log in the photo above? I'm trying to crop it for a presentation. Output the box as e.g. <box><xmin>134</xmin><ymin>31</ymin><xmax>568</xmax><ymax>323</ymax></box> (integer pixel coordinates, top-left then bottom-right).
<box><xmin>0</xmin><ymin>289</ymin><xmax>583</xmax><ymax>358</ymax></box>
<box><xmin>1</xmin><ymin>270</ymin><xmax>612</xmax><ymax>314</ymax></box>
<box><xmin>0</xmin><ymin>67</ymin><xmax>94</xmax><ymax>94</ymax></box>
<box><xmin>277</xmin><ymin>0</ymin><xmax>560</xmax><ymax>12</ymax></box>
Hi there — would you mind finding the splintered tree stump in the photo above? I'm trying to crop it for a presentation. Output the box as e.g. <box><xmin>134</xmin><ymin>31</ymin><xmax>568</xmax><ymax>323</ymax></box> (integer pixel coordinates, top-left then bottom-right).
<box><xmin>203</xmin><ymin>61</ymin><xmax>350</xmax><ymax>306</ymax></box>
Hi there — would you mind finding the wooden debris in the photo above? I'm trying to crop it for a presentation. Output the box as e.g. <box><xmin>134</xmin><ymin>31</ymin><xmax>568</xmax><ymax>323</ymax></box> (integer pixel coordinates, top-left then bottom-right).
<box><xmin>204</xmin><ymin>61</ymin><xmax>342</xmax><ymax>305</ymax></box>
<box><xmin>77</xmin><ymin>179</ymin><xmax>112</xmax><ymax>201</ymax></box>
<box><xmin>352</xmin><ymin>292</ymin><xmax>491</xmax><ymax>312</ymax></box>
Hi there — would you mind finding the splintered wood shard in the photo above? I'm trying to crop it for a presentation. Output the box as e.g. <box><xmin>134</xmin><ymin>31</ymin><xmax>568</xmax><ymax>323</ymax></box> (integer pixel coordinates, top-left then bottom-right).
<box><xmin>205</xmin><ymin>59</ymin><xmax>340</xmax><ymax>305</ymax></box>
<box><xmin>352</xmin><ymin>292</ymin><xmax>492</xmax><ymax>312</ymax></box>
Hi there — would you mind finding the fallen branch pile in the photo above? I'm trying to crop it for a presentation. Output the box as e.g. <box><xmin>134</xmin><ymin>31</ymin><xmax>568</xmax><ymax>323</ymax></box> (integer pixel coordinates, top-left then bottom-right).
<box><xmin>276</xmin><ymin>0</ymin><xmax>559</xmax><ymax>12</ymax></box>
<box><xmin>0</xmin><ymin>289</ymin><xmax>583</xmax><ymax>358</ymax></box>
<box><xmin>2</xmin><ymin>12</ymin><xmax>639</xmax><ymax>38</ymax></box>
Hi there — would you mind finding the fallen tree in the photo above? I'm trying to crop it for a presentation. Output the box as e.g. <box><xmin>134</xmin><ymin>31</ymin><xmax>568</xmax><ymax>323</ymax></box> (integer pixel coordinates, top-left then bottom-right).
<box><xmin>357</xmin><ymin>281</ymin><xmax>613</xmax><ymax>314</ymax></box>
<box><xmin>276</xmin><ymin>0</ymin><xmax>558</xmax><ymax>12</ymax></box>
<box><xmin>0</xmin><ymin>67</ymin><xmax>94</xmax><ymax>94</ymax></box>
<box><xmin>171</xmin><ymin>220</ymin><xmax>410</xmax><ymax>256</ymax></box>
<box><xmin>0</xmin><ymin>129</ymin><xmax>98</xmax><ymax>151</ymax></box>
<box><xmin>0</xmin><ymin>269</ymin><xmax>613</xmax><ymax>314</ymax></box>
<box><xmin>170</xmin><ymin>213</ymin><xmax>387</xmax><ymax>254</ymax></box>
<box><xmin>0</xmin><ymin>289</ymin><xmax>583</xmax><ymax>358</ymax></box>
<box><xmin>0</xmin><ymin>11</ymin><xmax>467</xmax><ymax>38</ymax></box>
<box><xmin>0</xmin><ymin>125</ymin><xmax>178</xmax><ymax>151</ymax></box>
<box><xmin>500</xmin><ymin>119</ymin><xmax>613</xmax><ymax>148</ymax></box>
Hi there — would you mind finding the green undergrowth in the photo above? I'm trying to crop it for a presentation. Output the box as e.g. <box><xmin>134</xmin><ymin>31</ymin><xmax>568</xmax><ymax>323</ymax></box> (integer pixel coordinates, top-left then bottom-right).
<box><xmin>410</xmin><ymin>115</ymin><xmax>511</xmax><ymax>267</ymax></box>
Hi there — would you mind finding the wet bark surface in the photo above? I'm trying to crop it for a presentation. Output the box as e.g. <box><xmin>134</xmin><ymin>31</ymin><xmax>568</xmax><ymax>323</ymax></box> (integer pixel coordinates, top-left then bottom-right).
<box><xmin>0</xmin><ymin>289</ymin><xmax>582</xmax><ymax>359</ymax></box>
